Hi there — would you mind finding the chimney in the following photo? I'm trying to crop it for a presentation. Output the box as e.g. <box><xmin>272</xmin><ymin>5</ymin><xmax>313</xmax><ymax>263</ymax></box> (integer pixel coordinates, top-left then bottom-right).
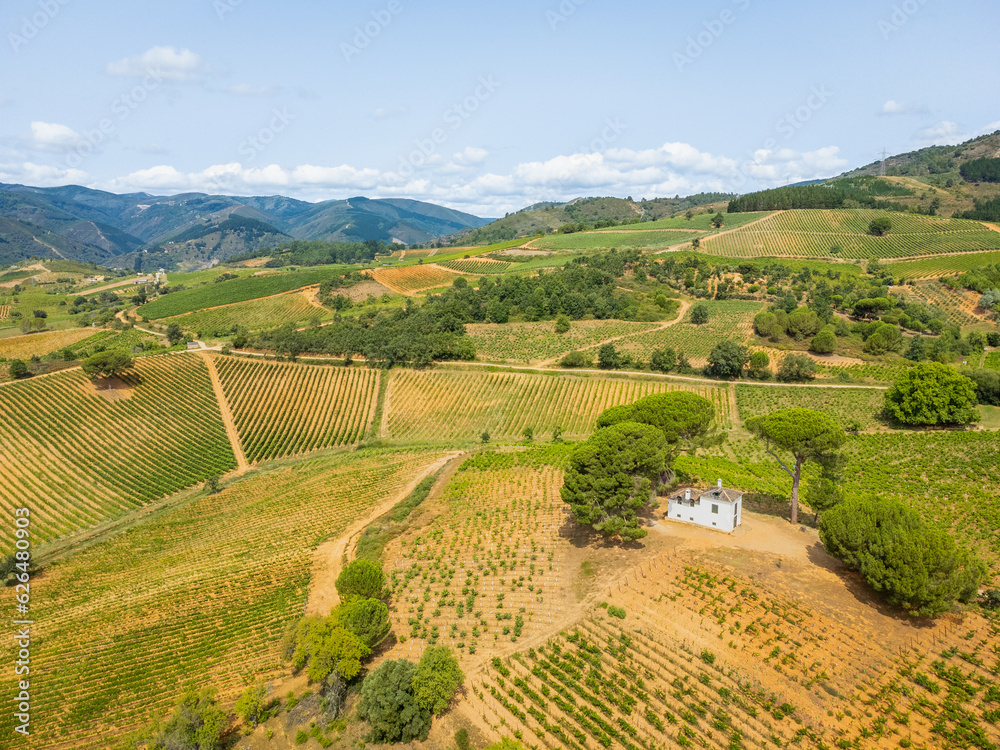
<box><xmin>717</xmin><ymin>478</ymin><xmax>723</xmax><ymax>489</ymax></box>
<box><xmin>684</xmin><ymin>488</ymin><xmax>691</xmax><ymax>502</ymax></box>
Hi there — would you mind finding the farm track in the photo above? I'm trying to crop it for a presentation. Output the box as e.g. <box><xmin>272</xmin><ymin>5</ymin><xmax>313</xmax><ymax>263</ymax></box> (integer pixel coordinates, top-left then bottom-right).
<box><xmin>305</xmin><ymin>451</ymin><xmax>463</xmax><ymax>616</ymax></box>
<box><xmin>199</xmin><ymin>352</ymin><xmax>249</xmax><ymax>473</ymax></box>
<box><xmin>537</xmin><ymin>300</ymin><xmax>692</xmax><ymax>366</ymax></box>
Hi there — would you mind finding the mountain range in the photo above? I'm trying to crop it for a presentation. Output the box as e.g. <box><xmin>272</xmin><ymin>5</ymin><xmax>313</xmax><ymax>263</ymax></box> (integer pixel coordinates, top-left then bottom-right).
<box><xmin>0</xmin><ymin>184</ymin><xmax>492</xmax><ymax>270</ymax></box>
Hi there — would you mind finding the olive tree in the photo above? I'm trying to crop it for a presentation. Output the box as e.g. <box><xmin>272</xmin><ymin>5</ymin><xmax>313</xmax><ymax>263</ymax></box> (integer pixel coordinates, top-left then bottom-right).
<box><xmin>746</xmin><ymin>409</ymin><xmax>846</xmax><ymax>525</ymax></box>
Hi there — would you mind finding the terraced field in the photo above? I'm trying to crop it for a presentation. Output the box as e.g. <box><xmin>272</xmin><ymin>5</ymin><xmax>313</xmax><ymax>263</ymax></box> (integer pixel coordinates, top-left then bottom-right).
<box><xmin>701</xmin><ymin>209</ymin><xmax>1000</xmax><ymax>259</ymax></box>
<box><xmin>0</xmin><ymin>328</ymin><xmax>95</xmax><ymax>360</ymax></box>
<box><xmin>0</xmin><ymin>450</ymin><xmax>447</xmax><ymax>749</ymax></box>
<box><xmin>162</xmin><ymin>290</ymin><xmax>325</xmax><ymax>335</ymax></box>
<box><xmin>0</xmin><ymin>354</ymin><xmax>235</xmax><ymax>549</ymax></box>
<box><xmin>370</xmin><ymin>264</ymin><xmax>461</xmax><ymax>294</ymax></box>
<box><xmin>531</xmin><ymin>230</ymin><xmax>705</xmax><ymax>251</ymax></box>
<box><xmin>383</xmin><ymin>369</ymin><xmax>733</xmax><ymax>442</ymax></box>
<box><xmin>468</xmin><ymin>320</ymin><xmax>662</xmax><ymax>364</ymax></box>
<box><xmin>615</xmin><ymin>300</ymin><xmax>763</xmax><ymax>365</ymax></box>
<box><xmin>214</xmin><ymin>356</ymin><xmax>380</xmax><ymax>463</ymax></box>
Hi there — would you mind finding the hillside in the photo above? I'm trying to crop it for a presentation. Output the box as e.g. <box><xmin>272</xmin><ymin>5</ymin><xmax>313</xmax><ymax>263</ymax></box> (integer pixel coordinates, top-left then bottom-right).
<box><xmin>841</xmin><ymin>130</ymin><xmax>1000</xmax><ymax>180</ymax></box>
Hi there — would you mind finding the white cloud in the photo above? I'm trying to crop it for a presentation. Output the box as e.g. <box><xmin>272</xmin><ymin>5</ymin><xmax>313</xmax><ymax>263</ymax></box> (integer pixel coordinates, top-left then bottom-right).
<box><xmin>880</xmin><ymin>100</ymin><xmax>928</xmax><ymax>116</ymax></box>
<box><xmin>29</xmin><ymin>121</ymin><xmax>87</xmax><ymax>151</ymax></box>
<box><xmin>372</xmin><ymin>106</ymin><xmax>408</xmax><ymax>120</ymax></box>
<box><xmin>913</xmin><ymin>121</ymin><xmax>966</xmax><ymax>147</ymax></box>
<box><xmin>0</xmin><ymin>161</ymin><xmax>88</xmax><ymax>186</ymax></box>
<box><xmin>93</xmin><ymin>140</ymin><xmax>849</xmax><ymax>217</ymax></box>
<box><xmin>227</xmin><ymin>83</ymin><xmax>279</xmax><ymax>97</ymax></box>
<box><xmin>106</xmin><ymin>46</ymin><xmax>207</xmax><ymax>82</ymax></box>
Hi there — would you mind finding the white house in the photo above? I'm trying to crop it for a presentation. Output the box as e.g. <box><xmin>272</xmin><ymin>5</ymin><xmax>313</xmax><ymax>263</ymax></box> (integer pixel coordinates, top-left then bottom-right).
<box><xmin>666</xmin><ymin>480</ymin><xmax>743</xmax><ymax>533</ymax></box>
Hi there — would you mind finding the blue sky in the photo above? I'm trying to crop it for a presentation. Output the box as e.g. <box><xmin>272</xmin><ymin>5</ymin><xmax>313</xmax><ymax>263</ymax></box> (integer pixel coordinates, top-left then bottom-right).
<box><xmin>1</xmin><ymin>0</ymin><xmax>998</xmax><ymax>217</ymax></box>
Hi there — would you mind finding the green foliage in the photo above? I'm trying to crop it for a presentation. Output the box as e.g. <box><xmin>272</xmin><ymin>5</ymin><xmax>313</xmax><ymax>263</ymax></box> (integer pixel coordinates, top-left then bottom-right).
<box><xmin>649</xmin><ymin>346</ymin><xmax>678</xmax><ymax>373</ymax></box>
<box><xmin>562</xmin><ymin>422</ymin><xmax>668</xmax><ymax>541</ymax></box>
<box><xmin>560</xmin><ymin>351</ymin><xmax>591</xmax><ymax>368</ymax></box>
<box><xmin>810</xmin><ymin>328</ymin><xmax>837</xmax><ymax>354</ymax></box>
<box><xmin>959</xmin><ymin>156</ymin><xmax>1000</xmax><ymax>183</ymax></box>
<box><xmin>80</xmin><ymin>350</ymin><xmax>134</xmax><ymax>380</ymax></box>
<box><xmin>776</xmin><ymin>354</ymin><xmax>817</xmax><ymax>383</ymax></box>
<box><xmin>820</xmin><ymin>495</ymin><xmax>986</xmax><ymax>616</ymax></box>
<box><xmin>555</xmin><ymin>314</ymin><xmax>571</xmax><ymax>334</ymax></box>
<box><xmin>868</xmin><ymin>217</ymin><xmax>893</xmax><ymax>236</ymax></box>
<box><xmin>748</xmin><ymin>350</ymin><xmax>771</xmax><ymax>378</ymax></box>
<box><xmin>138</xmin><ymin>689</ymin><xmax>227</xmax><ymax>750</ymax></box>
<box><xmin>412</xmin><ymin>646</ymin><xmax>464</xmax><ymax>716</ymax></box>
<box><xmin>455</xmin><ymin>729</ymin><xmax>471</xmax><ymax>750</ymax></box>
<box><xmin>335</xmin><ymin>559</ymin><xmax>386</xmax><ymax>601</ymax></box>
<box><xmin>334</xmin><ymin>597</ymin><xmax>391</xmax><ymax>649</ymax></box>
<box><xmin>962</xmin><ymin>368</ymin><xmax>1000</xmax><ymax>406</ymax></box>
<box><xmin>597</xmin><ymin>343</ymin><xmax>621</xmax><ymax>370</ymax></box>
<box><xmin>727</xmin><ymin>179</ymin><xmax>914</xmax><ymax>212</ymax></box>
<box><xmin>690</xmin><ymin>303</ymin><xmax>710</xmax><ymax>325</ymax></box>
<box><xmin>358</xmin><ymin>659</ymin><xmax>431</xmax><ymax>743</ymax></box>
<box><xmin>884</xmin><ymin>363</ymin><xmax>979</xmax><ymax>426</ymax></box>
<box><xmin>705</xmin><ymin>340</ymin><xmax>750</xmax><ymax>379</ymax></box>
<box><xmin>166</xmin><ymin>322</ymin><xmax>185</xmax><ymax>345</ymax></box>
<box><xmin>7</xmin><ymin>359</ymin><xmax>28</xmax><ymax>379</ymax></box>
<box><xmin>290</xmin><ymin>615</ymin><xmax>371</xmax><ymax>682</ymax></box>
<box><xmin>235</xmin><ymin>683</ymin><xmax>268</xmax><ymax>728</ymax></box>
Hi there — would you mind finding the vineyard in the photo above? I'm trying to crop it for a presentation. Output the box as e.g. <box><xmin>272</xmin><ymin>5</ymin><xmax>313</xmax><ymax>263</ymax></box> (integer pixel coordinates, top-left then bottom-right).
<box><xmin>213</xmin><ymin>356</ymin><xmax>380</xmax><ymax>463</ymax></box>
<box><xmin>0</xmin><ymin>328</ymin><xmax>95</xmax><ymax>360</ymax></box>
<box><xmin>736</xmin><ymin>384</ymin><xmax>887</xmax><ymax>431</ymax></box>
<box><xmin>369</xmin><ymin>264</ymin><xmax>461</xmax><ymax>294</ymax></box>
<box><xmin>699</xmin><ymin>209</ymin><xmax>1000</xmax><ymax>259</ymax></box>
<box><xmin>596</xmin><ymin>211</ymin><xmax>772</xmax><ymax>232</ymax></box>
<box><xmin>67</xmin><ymin>328</ymin><xmax>167</xmax><ymax>359</ymax></box>
<box><xmin>162</xmin><ymin>290</ymin><xmax>326</xmax><ymax>336</ymax></box>
<box><xmin>886</xmin><ymin>250</ymin><xmax>1000</xmax><ymax>279</ymax></box>
<box><xmin>0</xmin><ymin>304</ymin><xmax>9</xmax><ymax>320</ymax></box>
<box><xmin>438</xmin><ymin>258</ymin><xmax>513</xmax><ymax>275</ymax></box>
<box><xmin>0</xmin><ymin>354</ymin><xmax>235</xmax><ymax>549</ymax></box>
<box><xmin>468</xmin><ymin>320</ymin><xmax>662</xmax><ymax>364</ymax></box>
<box><xmin>901</xmin><ymin>281</ymin><xmax>986</xmax><ymax>327</ymax></box>
<box><xmin>531</xmin><ymin>231</ymin><xmax>705</xmax><ymax>251</ymax></box>
<box><xmin>383</xmin><ymin>369</ymin><xmax>733</xmax><ymax>442</ymax></box>
<box><xmin>470</xmin><ymin>556</ymin><xmax>999</xmax><ymax>750</ymax></box>
<box><xmin>0</xmin><ymin>450</ymin><xmax>447</xmax><ymax>749</ymax></box>
<box><xmin>614</xmin><ymin>300</ymin><xmax>763</xmax><ymax>365</ymax></box>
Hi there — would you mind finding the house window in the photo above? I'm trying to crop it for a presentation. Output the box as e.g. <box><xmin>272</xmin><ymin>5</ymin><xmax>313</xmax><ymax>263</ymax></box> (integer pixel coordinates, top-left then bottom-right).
<box><xmin>711</xmin><ymin>504</ymin><xmax>719</xmax><ymax>514</ymax></box>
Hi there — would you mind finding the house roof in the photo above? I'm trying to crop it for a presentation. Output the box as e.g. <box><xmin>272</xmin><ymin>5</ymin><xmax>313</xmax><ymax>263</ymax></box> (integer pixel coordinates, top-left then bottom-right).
<box><xmin>668</xmin><ymin>485</ymin><xmax>743</xmax><ymax>504</ymax></box>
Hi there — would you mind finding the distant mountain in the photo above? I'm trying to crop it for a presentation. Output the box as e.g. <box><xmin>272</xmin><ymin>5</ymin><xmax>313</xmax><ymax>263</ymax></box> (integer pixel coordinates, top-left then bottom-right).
<box><xmin>0</xmin><ymin>184</ymin><xmax>492</xmax><ymax>269</ymax></box>
<box><xmin>840</xmin><ymin>131</ymin><xmax>1000</xmax><ymax>179</ymax></box>
<box><xmin>454</xmin><ymin>193</ymin><xmax>736</xmax><ymax>245</ymax></box>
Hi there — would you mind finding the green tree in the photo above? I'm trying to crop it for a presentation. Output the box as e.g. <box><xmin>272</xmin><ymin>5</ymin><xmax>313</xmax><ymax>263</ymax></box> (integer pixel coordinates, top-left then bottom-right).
<box><xmin>748</xmin><ymin>350</ymin><xmax>771</xmax><ymax>379</ymax></box>
<box><xmin>335</xmin><ymin>559</ymin><xmax>385</xmax><ymax>601</ymax></box>
<box><xmin>685</xmin><ymin>209</ymin><xmax>694</xmax><ymax>220</ymax></box>
<box><xmin>235</xmin><ymin>683</ymin><xmax>268</xmax><ymax>728</ymax></box>
<box><xmin>711</xmin><ymin>212</ymin><xmax>724</xmax><ymax>228</ymax></box>
<box><xmin>705</xmin><ymin>340</ymin><xmax>749</xmax><ymax>379</ymax></box>
<box><xmin>141</xmin><ymin>689</ymin><xmax>227</xmax><ymax>750</ymax></box>
<box><xmin>554</xmin><ymin>315</ymin><xmax>570</xmax><ymax>334</ymax></box>
<box><xmin>290</xmin><ymin>615</ymin><xmax>371</xmax><ymax>682</ymax></box>
<box><xmin>810</xmin><ymin>328</ymin><xmax>836</xmax><ymax>354</ymax></box>
<box><xmin>905</xmin><ymin>335</ymin><xmax>926</xmax><ymax>361</ymax></box>
<box><xmin>597</xmin><ymin>343</ymin><xmax>621</xmax><ymax>370</ymax></box>
<box><xmin>868</xmin><ymin>217</ymin><xmax>892</xmax><ymax>236</ymax></box>
<box><xmin>357</xmin><ymin>659</ymin><xmax>431</xmax><ymax>743</ymax></box>
<box><xmin>522</xmin><ymin>426</ymin><xmax>534</xmax><ymax>442</ymax></box>
<box><xmin>560</xmin><ymin>351</ymin><xmax>589</xmax><ymax>368</ymax></box>
<box><xmin>776</xmin><ymin>354</ymin><xmax>817</xmax><ymax>382</ymax></box>
<box><xmin>480</xmin><ymin>430</ymin><xmax>490</xmax><ymax>443</ymax></box>
<box><xmin>746</xmin><ymin>409</ymin><xmax>846</xmax><ymax>525</ymax></box>
<box><xmin>884</xmin><ymin>363</ymin><xmax>979</xmax><ymax>426</ymax></box>
<box><xmin>690</xmin><ymin>303</ymin><xmax>710</xmax><ymax>325</ymax></box>
<box><xmin>334</xmin><ymin>597</ymin><xmax>391</xmax><ymax>648</ymax></box>
<box><xmin>8</xmin><ymin>359</ymin><xmax>29</xmax><ymax>380</ymax></box>
<box><xmin>561</xmin><ymin>422</ymin><xmax>667</xmax><ymax>541</ymax></box>
<box><xmin>820</xmin><ymin>495</ymin><xmax>985</xmax><ymax>617</ymax></box>
<box><xmin>204</xmin><ymin>474</ymin><xmax>220</xmax><ymax>495</ymax></box>
<box><xmin>649</xmin><ymin>346</ymin><xmax>677</xmax><ymax>373</ymax></box>
<box><xmin>81</xmin><ymin>350</ymin><xmax>134</xmax><ymax>381</ymax></box>
<box><xmin>165</xmin><ymin>322</ymin><xmax>185</xmax><ymax>346</ymax></box>
<box><xmin>412</xmin><ymin>646</ymin><xmax>464</xmax><ymax>716</ymax></box>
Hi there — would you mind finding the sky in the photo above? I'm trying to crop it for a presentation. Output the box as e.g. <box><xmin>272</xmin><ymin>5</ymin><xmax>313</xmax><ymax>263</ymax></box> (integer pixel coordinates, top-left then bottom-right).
<box><xmin>1</xmin><ymin>0</ymin><xmax>998</xmax><ymax>218</ymax></box>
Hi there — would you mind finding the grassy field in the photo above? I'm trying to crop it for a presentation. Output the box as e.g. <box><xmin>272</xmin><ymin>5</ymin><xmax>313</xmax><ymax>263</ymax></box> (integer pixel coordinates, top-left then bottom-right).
<box><xmin>468</xmin><ymin>320</ymin><xmax>662</xmax><ymax>364</ymax></box>
<box><xmin>0</xmin><ymin>354</ymin><xmax>235</xmax><ymax>549</ymax></box>
<box><xmin>700</xmin><ymin>209</ymin><xmax>1000</xmax><ymax>259</ymax></box>
<box><xmin>531</xmin><ymin>230</ymin><xmax>705</xmax><ymax>251</ymax></box>
<box><xmin>0</xmin><ymin>449</ymin><xmax>446</xmax><ymax>749</ymax></box>
<box><xmin>615</xmin><ymin>300</ymin><xmax>763</xmax><ymax>365</ymax></box>
<box><xmin>383</xmin><ymin>369</ymin><xmax>733</xmax><ymax>442</ymax></box>
<box><xmin>162</xmin><ymin>290</ymin><xmax>328</xmax><ymax>335</ymax></box>
<box><xmin>214</xmin><ymin>356</ymin><xmax>380</xmax><ymax>463</ymax></box>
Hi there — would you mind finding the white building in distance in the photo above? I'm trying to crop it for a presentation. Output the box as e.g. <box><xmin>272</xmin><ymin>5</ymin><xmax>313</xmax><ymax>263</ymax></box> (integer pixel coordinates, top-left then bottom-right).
<box><xmin>666</xmin><ymin>480</ymin><xmax>743</xmax><ymax>533</ymax></box>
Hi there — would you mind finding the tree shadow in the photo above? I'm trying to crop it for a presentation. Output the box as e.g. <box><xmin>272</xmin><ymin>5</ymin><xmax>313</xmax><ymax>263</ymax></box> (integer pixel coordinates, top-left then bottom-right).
<box><xmin>557</xmin><ymin>517</ymin><xmax>645</xmax><ymax>551</ymax></box>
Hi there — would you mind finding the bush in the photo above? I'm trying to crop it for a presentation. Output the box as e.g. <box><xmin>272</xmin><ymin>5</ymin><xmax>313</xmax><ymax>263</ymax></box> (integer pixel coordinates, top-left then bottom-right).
<box><xmin>336</xmin><ymin>559</ymin><xmax>385</xmax><ymax>601</ymax></box>
<box><xmin>690</xmin><ymin>303</ymin><xmax>710</xmax><ymax>325</ymax></box>
<box><xmin>555</xmin><ymin>315</ymin><xmax>570</xmax><ymax>334</ymax></box>
<box><xmin>776</xmin><ymin>354</ymin><xmax>817</xmax><ymax>382</ymax></box>
<box><xmin>597</xmin><ymin>343</ymin><xmax>621</xmax><ymax>370</ymax></box>
<box><xmin>358</xmin><ymin>659</ymin><xmax>431</xmax><ymax>743</ymax></box>
<box><xmin>8</xmin><ymin>359</ymin><xmax>29</xmax><ymax>380</ymax></box>
<box><xmin>412</xmin><ymin>646</ymin><xmax>464</xmax><ymax>716</ymax></box>
<box><xmin>560</xmin><ymin>351</ymin><xmax>590</xmax><ymax>368</ymax></box>
<box><xmin>820</xmin><ymin>495</ymin><xmax>985</xmax><ymax>616</ymax></box>
<box><xmin>810</xmin><ymin>328</ymin><xmax>836</xmax><ymax>354</ymax></box>
<box><xmin>335</xmin><ymin>597</ymin><xmax>391</xmax><ymax>648</ymax></box>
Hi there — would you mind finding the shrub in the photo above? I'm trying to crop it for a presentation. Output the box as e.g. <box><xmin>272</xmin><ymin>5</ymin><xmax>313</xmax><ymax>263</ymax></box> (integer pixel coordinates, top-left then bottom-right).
<box><xmin>691</xmin><ymin>303</ymin><xmax>710</xmax><ymax>325</ymax></box>
<box><xmin>810</xmin><ymin>328</ymin><xmax>836</xmax><ymax>354</ymax></box>
<box><xmin>412</xmin><ymin>646</ymin><xmax>464</xmax><ymax>716</ymax></box>
<box><xmin>560</xmin><ymin>351</ymin><xmax>590</xmax><ymax>368</ymax></box>
<box><xmin>336</xmin><ymin>559</ymin><xmax>385</xmax><ymax>601</ymax></box>
<box><xmin>358</xmin><ymin>659</ymin><xmax>431</xmax><ymax>743</ymax></box>
<box><xmin>777</xmin><ymin>354</ymin><xmax>817</xmax><ymax>382</ymax></box>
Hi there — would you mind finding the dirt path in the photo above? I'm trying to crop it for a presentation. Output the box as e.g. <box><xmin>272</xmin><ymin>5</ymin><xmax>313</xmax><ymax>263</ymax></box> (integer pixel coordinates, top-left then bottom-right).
<box><xmin>302</xmin><ymin>286</ymin><xmax>325</xmax><ymax>309</ymax></box>
<box><xmin>32</xmin><ymin>235</ymin><xmax>67</xmax><ymax>259</ymax></box>
<box><xmin>115</xmin><ymin>309</ymin><xmax>168</xmax><ymax>337</ymax></box>
<box><xmin>198</xmin><ymin>351</ymin><xmax>249</xmax><ymax>473</ymax></box>
<box><xmin>981</xmin><ymin>222</ymin><xmax>1000</xmax><ymax>234</ymax></box>
<box><xmin>304</xmin><ymin>452</ymin><xmax>462</xmax><ymax>616</ymax></box>
<box><xmin>537</xmin><ymin>299</ymin><xmax>692</xmax><ymax>367</ymax></box>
